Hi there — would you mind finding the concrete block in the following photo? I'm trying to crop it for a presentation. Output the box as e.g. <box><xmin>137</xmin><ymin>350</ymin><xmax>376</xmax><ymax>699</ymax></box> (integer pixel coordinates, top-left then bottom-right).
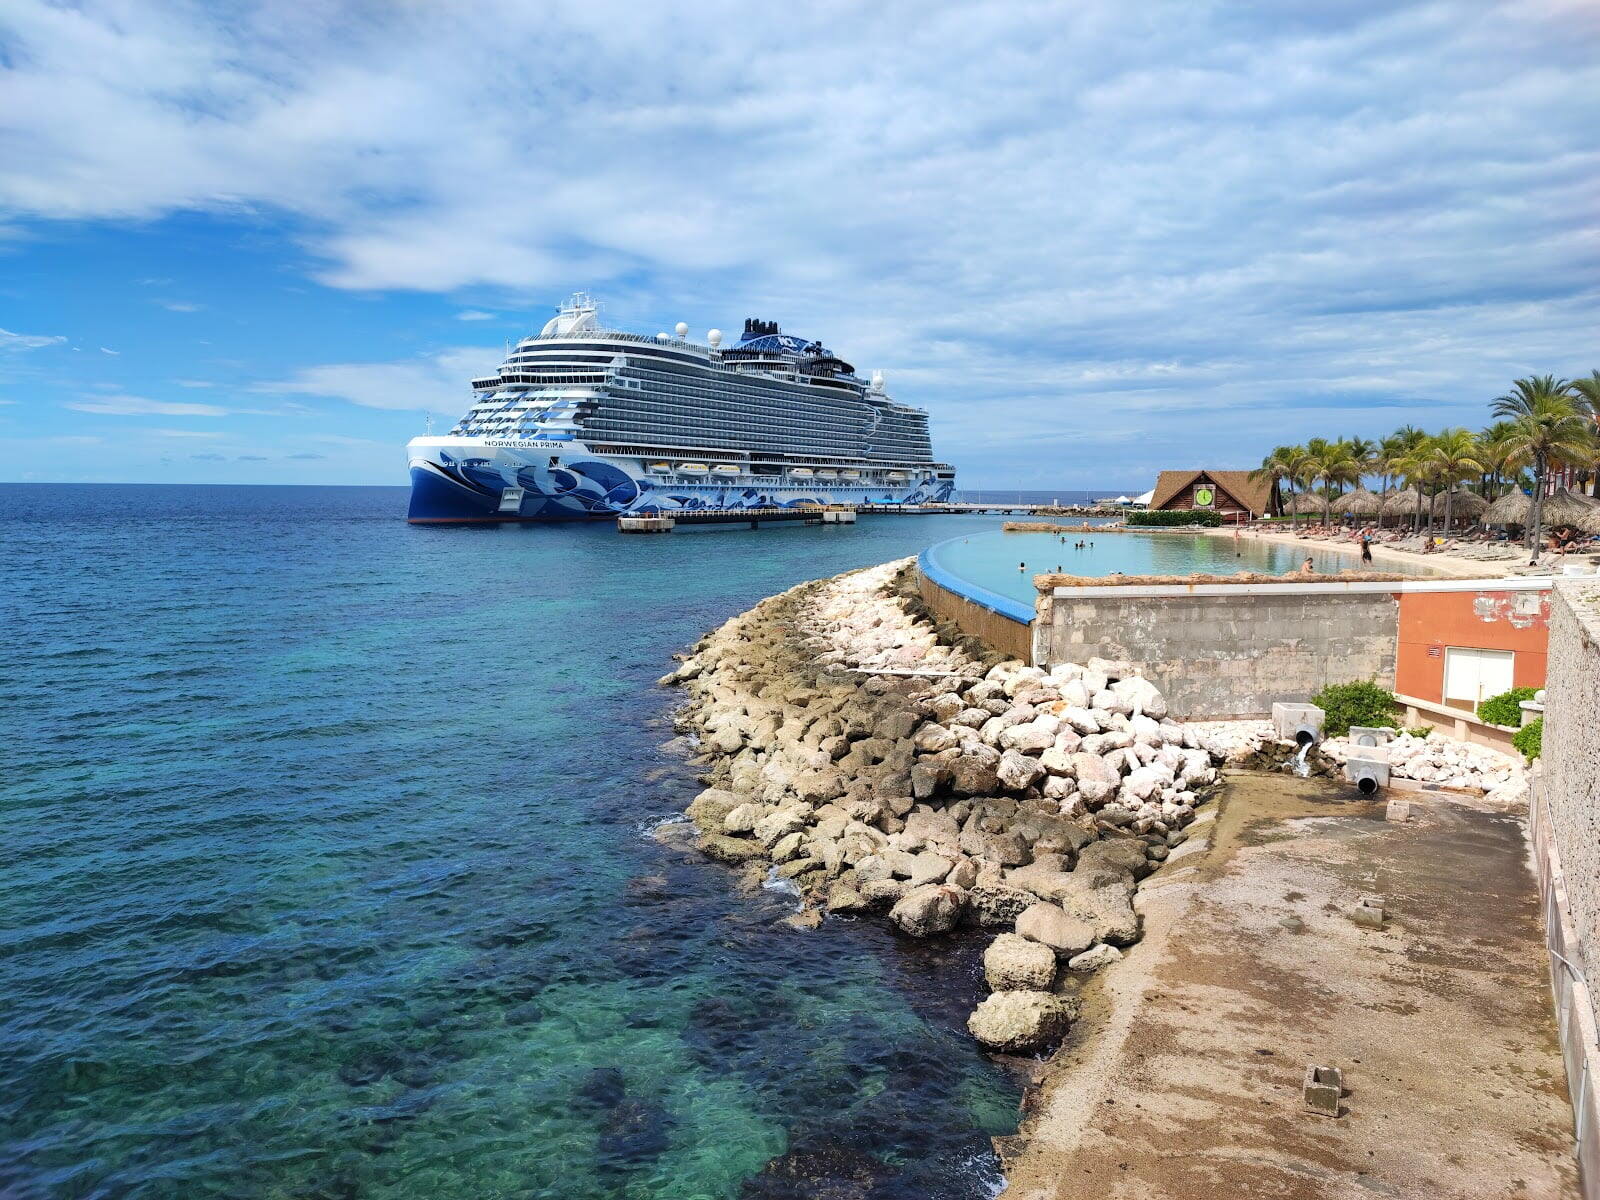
<box><xmin>1350</xmin><ymin>895</ymin><xmax>1385</xmax><ymax>929</ymax></box>
<box><xmin>1272</xmin><ymin>702</ymin><xmax>1324</xmax><ymax>744</ymax></box>
<box><xmin>1344</xmin><ymin>750</ymin><xmax>1391</xmax><ymax>794</ymax></box>
<box><xmin>1303</xmin><ymin>1065</ymin><xmax>1343</xmax><ymax>1117</ymax></box>
<box><xmin>1385</xmin><ymin>797</ymin><xmax>1412</xmax><ymax>822</ymax></box>
<box><xmin>1348</xmin><ymin>726</ymin><xmax>1394</xmax><ymax>749</ymax></box>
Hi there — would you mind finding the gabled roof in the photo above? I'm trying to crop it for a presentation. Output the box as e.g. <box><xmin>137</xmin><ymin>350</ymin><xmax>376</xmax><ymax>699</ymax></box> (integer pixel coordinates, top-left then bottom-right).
<box><xmin>1148</xmin><ymin>469</ymin><xmax>1275</xmax><ymax>516</ymax></box>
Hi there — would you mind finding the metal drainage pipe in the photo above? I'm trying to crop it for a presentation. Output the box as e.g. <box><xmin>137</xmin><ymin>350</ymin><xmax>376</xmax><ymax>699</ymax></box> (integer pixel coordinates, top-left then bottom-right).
<box><xmin>1354</xmin><ymin>774</ymin><xmax>1379</xmax><ymax>796</ymax></box>
<box><xmin>1295</xmin><ymin>727</ymin><xmax>1320</xmax><ymax>748</ymax></box>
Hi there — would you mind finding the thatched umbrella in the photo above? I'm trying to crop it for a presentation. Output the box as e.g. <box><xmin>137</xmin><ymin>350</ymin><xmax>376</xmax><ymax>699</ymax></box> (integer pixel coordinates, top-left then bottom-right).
<box><xmin>1542</xmin><ymin>488</ymin><xmax>1597</xmax><ymax>528</ymax></box>
<box><xmin>1381</xmin><ymin>486</ymin><xmax>1423</xmax><ymax>527</ymax></box>
<box><xmin>1334</xmin><ymin>487</ymin><xmax>1382</xmax><ymax>518</ymax></box>
<box><xmin>1483</xmin><ymin>490</ymin><xmax>1532</xmax><ymax>527</ymax></box>
<box><xmin>1440</xmin><ymin>489</ymin><xmax>1487</xmax><ymax>524</ymax></box>
<box><xmin>1288</xmin><ymin>491</ymin><xmax>1324</xmax><ymax>515</ymax></box>
<box><xmin>1579</xmin><ymin>503</ymin><xmax>1600</xmax><ymax>536</ymax></box>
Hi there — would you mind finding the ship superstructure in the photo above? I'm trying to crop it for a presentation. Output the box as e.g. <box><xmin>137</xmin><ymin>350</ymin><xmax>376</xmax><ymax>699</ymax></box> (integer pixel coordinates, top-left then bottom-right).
<box><xmin>405</xmin><ymin>294</ymin><xmax>955</xmax><ymax>521</ymax></box>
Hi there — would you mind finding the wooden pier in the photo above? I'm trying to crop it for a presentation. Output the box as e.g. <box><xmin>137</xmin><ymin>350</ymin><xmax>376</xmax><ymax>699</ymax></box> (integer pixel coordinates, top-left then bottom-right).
<box><xmin>618</xmin><ymin>505</ymin><xmax>858</xmax><ymax>532</ymax></box>
<box><xmin>616</xmin><ymin>502</ymin><xmax>1115</xmax><ymax>532</ymax></box>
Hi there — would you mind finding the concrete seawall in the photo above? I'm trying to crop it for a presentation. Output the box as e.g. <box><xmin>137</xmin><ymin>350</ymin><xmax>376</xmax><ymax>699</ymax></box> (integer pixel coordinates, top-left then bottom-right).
<box><xmin>1532</xmin><ymin>578</ymin><xmax>1600</xmax><ymax>1197</ymax></box>
<box><xmin>1031</xmin><ymin>581</ymin><xmax>1400</xmax><ymax>719</ymax></box>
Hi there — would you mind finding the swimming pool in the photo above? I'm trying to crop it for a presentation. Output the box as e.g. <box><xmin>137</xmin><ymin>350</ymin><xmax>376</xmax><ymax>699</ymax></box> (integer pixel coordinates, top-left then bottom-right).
<box><xmin>919</xmin><ymin>528</ymin><xmax>1426</xmax><ymax>621</ymax></box>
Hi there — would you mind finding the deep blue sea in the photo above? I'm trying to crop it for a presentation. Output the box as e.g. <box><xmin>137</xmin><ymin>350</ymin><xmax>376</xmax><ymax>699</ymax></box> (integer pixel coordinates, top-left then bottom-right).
<box><xmin>1</xmin><ymin>484</ymin><xmax>1048</xmax><ymax>1200</ymax></box>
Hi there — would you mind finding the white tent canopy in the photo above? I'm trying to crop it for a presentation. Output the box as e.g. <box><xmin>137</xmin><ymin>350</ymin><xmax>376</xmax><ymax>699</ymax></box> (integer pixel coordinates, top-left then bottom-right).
<box><xmin>1132</xmin><ymin>488</ymin><xmax>1155</xmax><ymax>506</ymax></box>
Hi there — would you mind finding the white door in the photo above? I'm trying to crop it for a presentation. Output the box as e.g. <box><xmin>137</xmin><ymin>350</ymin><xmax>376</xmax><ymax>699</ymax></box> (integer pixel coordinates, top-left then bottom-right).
<box><xmin>1442</xmin><ymin>647</ymin><xmax>1514</xmax><ymax>709</ymax></box>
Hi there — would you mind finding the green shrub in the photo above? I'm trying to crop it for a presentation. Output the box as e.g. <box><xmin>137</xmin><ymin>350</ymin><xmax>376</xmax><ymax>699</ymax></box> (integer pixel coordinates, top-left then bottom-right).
<box><xmin>1404</xmin><ymin>725</ymin><xmax>1434</xmax><ymax>739</ymax></box>
<box><xmin>1310</xmin><ymin>680</ymin><xmax>1400</xmax><ymax>738</ymax></box>
<box><xmin>1476</xmin><ymin>686</ymin><xmax>1537</xmax><ymax>728</ymax></box>
<box><xmin>1513</xmin><ymin>716</ymin><xmax>1542</xmax><ymax>762</ymax></box>
<box><xmin>1127</xmin><ymin>509</ymin><xmax>1224</xmax><ymax>527</ymax></box>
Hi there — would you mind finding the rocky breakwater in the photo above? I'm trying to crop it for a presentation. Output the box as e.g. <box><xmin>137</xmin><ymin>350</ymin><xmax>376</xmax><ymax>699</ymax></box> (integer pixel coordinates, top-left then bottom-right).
<box><xmin>660</xmin><ymin>558</ymin><xmax>1230</xmax><ymax>1056</ymax></box>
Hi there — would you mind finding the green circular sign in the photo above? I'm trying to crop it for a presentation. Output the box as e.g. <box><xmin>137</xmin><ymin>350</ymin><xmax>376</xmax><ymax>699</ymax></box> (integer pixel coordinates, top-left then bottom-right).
<box><xmin>1195</xmin><ymin>486</ymin><xmax>1215</xmax><ymax>507</ymax></box>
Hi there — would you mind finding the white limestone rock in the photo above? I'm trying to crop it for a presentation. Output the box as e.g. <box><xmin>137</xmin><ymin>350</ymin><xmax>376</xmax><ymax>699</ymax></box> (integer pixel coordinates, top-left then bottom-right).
<box><xmin>983</xmin><ymin>932</ymin><xmax>1058</xmax><ymax>991</ymax></box>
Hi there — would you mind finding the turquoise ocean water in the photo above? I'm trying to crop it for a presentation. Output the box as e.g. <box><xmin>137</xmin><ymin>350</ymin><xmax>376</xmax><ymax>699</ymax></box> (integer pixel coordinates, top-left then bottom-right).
<box><xmin>3</xmin><ymin>485</ymin><xmax>1036</xmax><ymax>1200</ymax></box>
<box><xmin>5</xmin><ymin>485</ymin><xmax>1332</xmax><ymax>1199</ymax></box>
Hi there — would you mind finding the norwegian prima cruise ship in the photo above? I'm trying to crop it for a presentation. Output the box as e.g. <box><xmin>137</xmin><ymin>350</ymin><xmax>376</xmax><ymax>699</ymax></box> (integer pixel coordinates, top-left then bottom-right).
<box><xmin>406</xmin><ymin>294</ymin><xmax>956</xmax><ymax>522</ymax></box>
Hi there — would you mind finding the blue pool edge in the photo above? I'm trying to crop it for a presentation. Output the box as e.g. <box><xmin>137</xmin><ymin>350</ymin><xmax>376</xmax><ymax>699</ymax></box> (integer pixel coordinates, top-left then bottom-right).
<box><xmin>918</xmin><ymin>535</ymin><xmax>1038</xmax><ymax>626</ymax></box>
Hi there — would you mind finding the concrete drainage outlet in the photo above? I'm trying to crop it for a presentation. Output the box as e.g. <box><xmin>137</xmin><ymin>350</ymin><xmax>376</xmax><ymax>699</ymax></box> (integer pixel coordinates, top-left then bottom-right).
<box><xmin>1344</xmin><ymin>748</ymin><xmax>1391</xmax><ymax>794</ymax></box>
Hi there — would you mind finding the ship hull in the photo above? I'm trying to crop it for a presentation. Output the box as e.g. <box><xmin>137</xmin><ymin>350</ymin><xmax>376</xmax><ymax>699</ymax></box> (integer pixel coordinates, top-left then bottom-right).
<box><xmin>406</xmin><ymin>439</ymin><xmax>955</xmax><ymax>523</ymax></box>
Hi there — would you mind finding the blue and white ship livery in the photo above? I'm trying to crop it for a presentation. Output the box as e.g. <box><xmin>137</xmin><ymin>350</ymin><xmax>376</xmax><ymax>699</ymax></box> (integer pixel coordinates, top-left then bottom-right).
<box><xmin>406</xmin><ymin>294</ymin><xmax>956</xmax><ymax>522</ymax></box>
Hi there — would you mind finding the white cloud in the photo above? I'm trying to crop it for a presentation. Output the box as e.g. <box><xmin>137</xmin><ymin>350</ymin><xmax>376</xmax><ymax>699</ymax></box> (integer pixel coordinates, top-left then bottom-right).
<box><xmin>159</xmin><ymin>301</ymin><xmax>202</xmax><ymax>312</ymax></box>
<box><xmin>257</xmin><ymin>347</ymin><xmax>493</xmax><ymax>412</ymax></box>
<box><xmin>456</xmin><ymin>309</ymin><xmax>496</xmax><ymax>321</ymax></box>
<box><xmin>99</xmin><ymin>346</ymin><xmax>120</xmax><ymax>355</ymax></box>
<box><xmin>148</xmin><ymin>428</ymin><xmax>226</xmax><ymax>438</ymax></box>
<box><xmin>1</xmin><ymin>1</ymin><xmax>1598</xmax><ymax>483</ymax></box>
<box><xmin>1</xmin><ymin>327</ymin><xmax>66</xmax><ymax>350</ymax></box>
<box><xmin>65</xmin><ymin>394</ymin><xmax>230</xmax><ymax>416</ymax></box>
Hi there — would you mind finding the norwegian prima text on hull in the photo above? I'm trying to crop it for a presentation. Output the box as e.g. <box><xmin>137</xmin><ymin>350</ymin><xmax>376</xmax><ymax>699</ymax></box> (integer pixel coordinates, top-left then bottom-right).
<box><xmin>406</xmin><ymin>294</ymin><xmax>956</xmax><ymax>522</ymax></box>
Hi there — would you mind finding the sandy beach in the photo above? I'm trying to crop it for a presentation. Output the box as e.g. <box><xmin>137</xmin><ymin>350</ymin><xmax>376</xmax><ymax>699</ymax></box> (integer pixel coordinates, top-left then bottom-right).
<box><xmin>1214</xmin><ymin>525</ymin><xmax>1519</xmax><ymax>580</ymax></box>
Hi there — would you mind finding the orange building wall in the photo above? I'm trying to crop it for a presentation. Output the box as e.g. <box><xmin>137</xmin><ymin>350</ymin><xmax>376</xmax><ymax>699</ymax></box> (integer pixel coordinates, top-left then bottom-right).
<box><xmin>1395</xmin><ymin>587</ymin><xmax>1551</xmax><ymax>703</ymax></box>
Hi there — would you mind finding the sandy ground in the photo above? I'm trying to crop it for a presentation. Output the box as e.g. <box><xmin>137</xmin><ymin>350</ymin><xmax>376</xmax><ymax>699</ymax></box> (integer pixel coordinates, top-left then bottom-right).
<box><xmin>1218</xmin><ymin>525</ymin><xmax>1519</xmax><ymax>579</ymax></box>
<box><xmin>1000</xmin><ymin>771</ymin><xmax>1576</xmax><ymax>1200</ymax></box>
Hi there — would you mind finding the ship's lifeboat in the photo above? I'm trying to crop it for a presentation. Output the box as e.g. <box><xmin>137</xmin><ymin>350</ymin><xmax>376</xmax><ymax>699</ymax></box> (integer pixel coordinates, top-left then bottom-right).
<box><xmin>815</xmin><ymin>469</ymin><xmax>838</xmax><ymax>479</ymax></box>
<box><xmin>711</xmin><ymin>464</ymin><xmax>741</xmax><ymax>476</ymax></box>
<box><xmin>678</xmin><ymin>462</ymin><xmax>709</xmax><ymax>474</ymax></box>
<box><xmin>646</xmin><ymin>461</ymin><xmax>672</xmax><ymax>472</ymax></box>
<box><xmin>887</xmin><ymin>471</ymin><xmax>908</xmax><ymax>481</ymax></box>
<box><xmin>841</xmin><ymin>469</ymin><xmax>861</xmax><ymax>479</ymax></box>
<box><xmin>791</xmin><ymin>467</ymin><xmax>815</xmax><ymax>478</ymax></box>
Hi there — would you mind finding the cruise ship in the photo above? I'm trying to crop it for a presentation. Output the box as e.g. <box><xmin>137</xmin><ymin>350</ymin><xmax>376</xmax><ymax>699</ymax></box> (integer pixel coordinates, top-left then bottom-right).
<box><xmin>406</xmin><ymin>294</ymin><xmax>956</xmax><ymax>522</ymax></box>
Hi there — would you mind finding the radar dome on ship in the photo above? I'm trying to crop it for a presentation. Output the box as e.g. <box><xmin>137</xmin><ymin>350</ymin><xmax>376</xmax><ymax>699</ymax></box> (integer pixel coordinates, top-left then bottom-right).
<box><xmin>707</xmin><ymin>329</ymin><xmax>722</xmax><ymax>347</ymax></box>
<box><xmin>675</xmin><ymin>322</ymin><xmax>688</xmax><ymax>338</ymax></box>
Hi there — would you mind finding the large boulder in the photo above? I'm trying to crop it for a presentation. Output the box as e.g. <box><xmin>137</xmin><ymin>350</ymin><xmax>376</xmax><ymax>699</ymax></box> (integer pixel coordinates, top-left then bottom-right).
<box><xmin>889</xmin><ymin>884</ymin><xmax>965</xmax><ymax>937</ymax></box>
<box><xmin>967</xmin><ymin>885</ymin><xmax>1036</xmax><ymax>927</ymax></box>
<box><xmin>967</xmin><ymin>990</ymin><xmax>1074</xmax><ymax>1053</ymax></box>
<box><xmin>949</xmin><ymin>749</ymin><xmax>1001</xmax><ymax>795</ymax></box>
<box><xmin>999</xmin><ymin>721</ymin><xmax>1056</xmax><ymax>754</ymax></box>
<box><xmin>1111</xmin><ymin>675</ymin><xmax>1167</xmax><ymax>719</ymax></box>
<box><xmin>997</xmin><ymin>749</ymin><xmax>1046</xmax><ymax>791</ymax></box>
<box><xmin>1015</xmin><ymin>902</ymin><xmax>1097</xmax><ymax>955</ymax></box>
<box><xmin>1005</xmin><ymin>862</ymin><xmax>1078</xmax><ymax>902</ymax></box>
<box><xmin>686</xmin><ymin>788</ymin><xmax>743</xmax><ymax>833</ymax></box>
<box><xmin>698</xmin><ymin>834</ymin><xmax>767</xmax><ymax>864</ymax></box>
<box><xmin>903</xmin><ymin>806</ymin><xmax>961</xmax><ymax>849</ymax></box>
<box><xmin>983</xmin><ymin>933</ymin><xmax>1057</xmax><ymax>991</ymax></box>
<box><xmin>1058</xmin><ymin>882</ymin><xmax>1141</xmax><ymax>945</ymax></box>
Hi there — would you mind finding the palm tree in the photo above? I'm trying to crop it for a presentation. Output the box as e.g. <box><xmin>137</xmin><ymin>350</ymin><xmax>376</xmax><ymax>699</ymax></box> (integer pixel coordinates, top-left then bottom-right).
<box><xmin>1378</xmin><ymin>426</ymin><xmax>1428</xmax><ymax>523</ymax></box>
<box><xmin>1491</xmin><ymin>376</ymin><xmax>1594</xmax><ymax>553</ymax></box>
<box><xmin>1476</xmin><ymin>421</ymin><xmax>1520</xmax><ymax>500</ymax></box>
<box><xmin>1571</xmin><ymin>369</ymin><xmax>1600</xmax><ymax>419</ymax></box>
<box><xmin>1304</xmin><ymin>437</ymin><xmax>1363</xmax><ymax>527</ymax></box>
<box><xmin>1251</xmin><ymin>444</ymin><xmax>1306</xmax><ymax>526</ymax></box>
<box><xmin>1344</xmin><ymin>437</ymin><xmax>1378</xmax><ymax>486</ymax></box>
<box><xmin>1571</xmin><ymin>370</ymin><xmax>1600</xmax><ymax>495</ymax></box>
<box><xmin>1392</xmin><ymin>435</ymin><xmax>1439</xmax><ymax>533</ymax></box>
<box><xmin>1425</xmin><ymin>428</ymin><xmax>1486</xmax><ymax>533</ymax></box>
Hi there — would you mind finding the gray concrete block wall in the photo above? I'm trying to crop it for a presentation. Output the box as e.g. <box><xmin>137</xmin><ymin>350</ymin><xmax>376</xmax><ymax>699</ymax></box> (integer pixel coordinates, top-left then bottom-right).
<box><xmin>1543</xmin><ymin>579</ymin><xmax>1600</xmax><ymax>1020</ymax></box>
<box><xmin>1033</xmin><ymin>589</ymin><xmax>1399</xmax><ymax>718</ymax></box>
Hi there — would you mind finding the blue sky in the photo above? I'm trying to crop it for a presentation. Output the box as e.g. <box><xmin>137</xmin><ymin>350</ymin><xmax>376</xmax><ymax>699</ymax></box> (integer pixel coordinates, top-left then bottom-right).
<box><xmin>1</xmin><ymin>0</ymin><xmax>1597</xmax><ymax>491</ymax></box>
